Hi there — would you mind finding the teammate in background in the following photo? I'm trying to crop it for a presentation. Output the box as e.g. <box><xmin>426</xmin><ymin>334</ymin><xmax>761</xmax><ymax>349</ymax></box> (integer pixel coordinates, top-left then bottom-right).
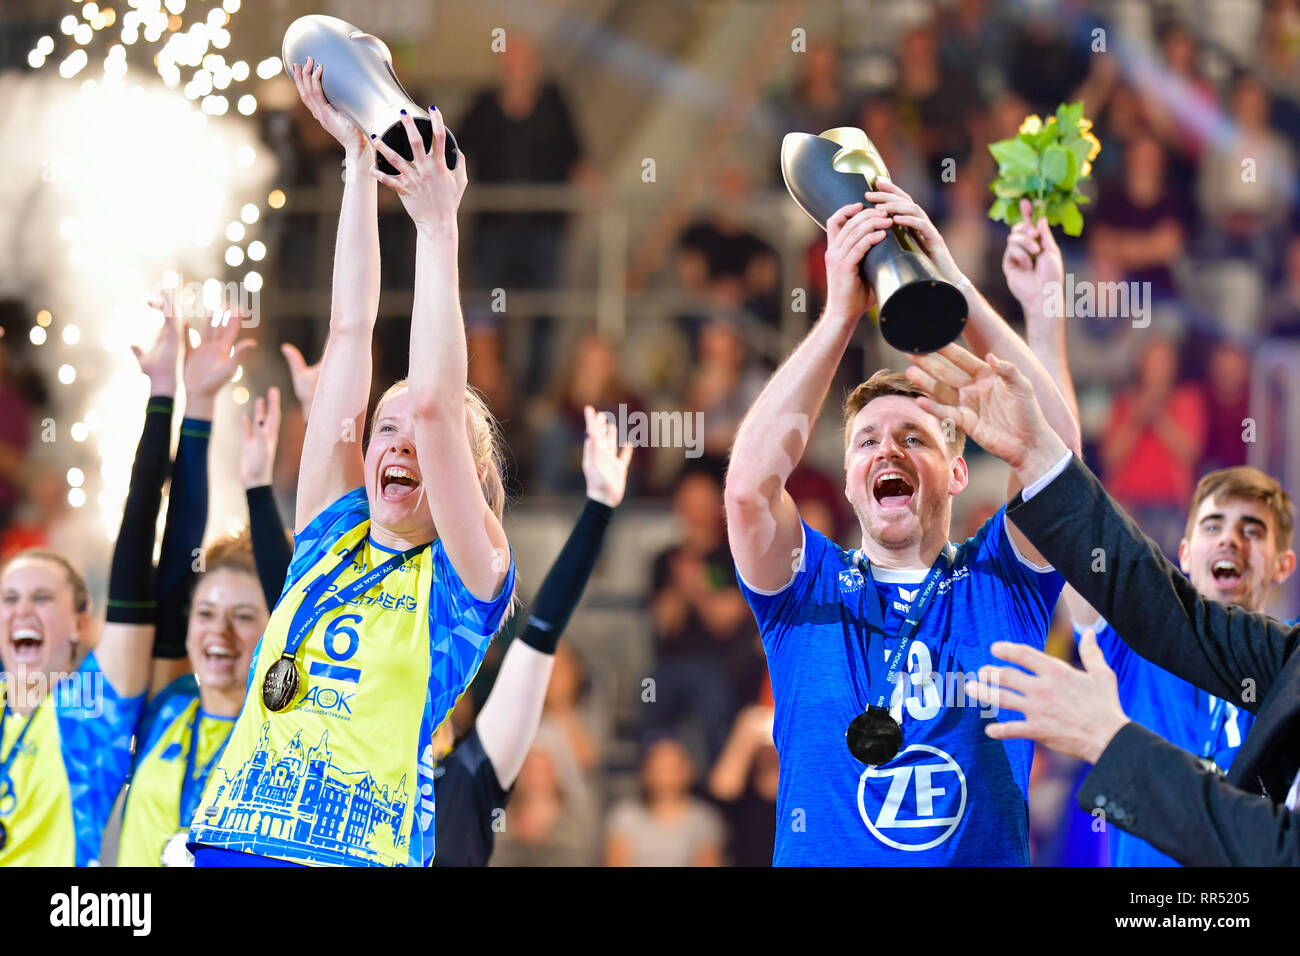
<box><xmin>0</xmin><ymin>288</ymin><xmax>250</xmax><ymax>866</ymax></box>
<box><xmin>188</xmin><ymin>61</ymin><xmax>515</xmax><ymax>867</ymax></box>
<box><xmin>1004</xmin><ymin>198</ymin><xmax>1295</xmax><ymax>867</ymax></box>
<box><xmin>724</xmin><ymin>179</ymin><xmax>1080</xmax><ymax>865</ymax></box>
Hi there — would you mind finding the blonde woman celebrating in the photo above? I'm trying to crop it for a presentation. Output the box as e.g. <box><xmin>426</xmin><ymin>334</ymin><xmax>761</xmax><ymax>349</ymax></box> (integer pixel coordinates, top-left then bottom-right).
<box><xmin>187</xmin><ymin>59</ymin><xmax>515</xmax><ymax>867</ymax></box>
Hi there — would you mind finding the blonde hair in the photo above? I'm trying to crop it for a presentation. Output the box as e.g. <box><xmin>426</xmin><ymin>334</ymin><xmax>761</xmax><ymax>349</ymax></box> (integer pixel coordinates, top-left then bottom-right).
<box><xmin>368</xmin><ymin>380</ymin><xmax>507</xmax><ymax>523</ymax></box>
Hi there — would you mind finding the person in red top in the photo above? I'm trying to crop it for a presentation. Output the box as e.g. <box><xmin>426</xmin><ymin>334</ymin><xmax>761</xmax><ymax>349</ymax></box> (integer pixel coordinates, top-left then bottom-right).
<box><xmin>1101</xmin><ymin>333</ymin><xmax>1207</xmax><ymax>556</ymax></box>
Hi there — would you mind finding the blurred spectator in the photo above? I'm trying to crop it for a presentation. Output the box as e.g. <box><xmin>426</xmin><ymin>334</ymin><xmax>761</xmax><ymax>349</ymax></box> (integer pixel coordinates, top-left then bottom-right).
<box><xmin>1265</xmin><ymin>234</ymin><xmax>1300</xmax><ymax>337</ymax></box>
<box><xmin>644</xmin><ymin>470</ymin><xmax>758</xmax><ymax>765</ymax></box>
<box><xmin>1091</xmin><ymin>135</ymin><xmax>1189</xmax><ymax>302</ymax></box>
<box><xmin>675</xmin><ymin>166</ymin><xmax>780</xmax><ymax>328</ymax></box>
<box><xmin>1258</xmin><ymin>0</ymin><xmax>1300</xmax><ymax>107</ymax></box>
<box><xmin>0</xmin><ymin>332</ymin><xmax>33</xmax><ymax>530</ymax></box>
<box><xmin>1197</xmin><ymin>72</ymin><xmax>1296</xmax><ymax>273</ymax></box>
<box><xmin>1100</xmin><ymin>334</ymin><xmax>1207</xmax><ymax>555</ymax></box>
<box><xmin>1200</xmin><ymin>338</ymin><xmax>1253</xmax><ymax>473</ymax></box>
<box><xmin>532</xmin><ymin>331</ymin><xmax>644</xmax><ymax>494</ymax></box>
<box><xmin>466</xmin><ymin>318</ymin><xmax>515</xmax><ymax>425</ymax></box>
<box><xmin>492</xmin><ymin>729</ymin><xmax>598</xmax><ymax>867</ymax></box>
<box><xmin>1146</xmin><ymin>23</ymin><xmax>1218</xmax><ymax>179</ymax></box>
<box><xmin>539</xmin><ymin>644</ymin><xmax>602</xmax><ymax>773</ymax></box>
<box><xmin>781</xmin><ymin>40</ymin><xmax>856</xmax><ymax>134</ymax></box>
<box><xmin>684</xmin><ymin>319</ymin><xmax>767</xmax><ymax>471</ymax></box>
<box><xmin>605</xmin><ymin>736</ymin><xmax>723</xmax><ymax>866</ymax></box>
<box><xmin>0</xmin><ymin>465</ymin><xmax>76</xmax><ymax>562</ymax></box>
<box><xmin>937</xmin><ymin>0</ymin><xmax>1011</xmax><ymax>106</ymax></box>
<box><xmin>786</xmin><ymin>461</ymin><xmax>847</xmax><ymax>544</ymax></box>
<box><xmin>457</xmin><ymin>34</ymin><xmax>587</xmax><ymax>290</ymax></box>
<box><xmin>707</xmin><ymin>696</ymin><xmax>778</xmax><ymax>867</ymax></box>
<box><xmin>892</xmin><ymin>24</ymin><xmax>983</xmax><ymax>189</ymax></box>
<box><xmin>1005</xmin><ymin>10</ymin><xmax>1093</xmax><ymax>117</ymax></box>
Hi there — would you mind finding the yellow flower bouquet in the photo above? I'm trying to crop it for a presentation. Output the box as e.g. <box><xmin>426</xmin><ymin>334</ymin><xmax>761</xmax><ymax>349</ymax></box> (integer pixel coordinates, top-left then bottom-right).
<box><xmin>987</xmin><ymin>101</ymin><xmax>1100</xmax><ymax>236</ymax></box>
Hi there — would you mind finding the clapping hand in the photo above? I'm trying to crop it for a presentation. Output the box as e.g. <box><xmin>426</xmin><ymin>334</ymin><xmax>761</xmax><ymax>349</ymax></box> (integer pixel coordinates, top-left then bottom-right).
<box><xmin>582</xmin><ymin>405</ymin><xmax>633</xmax><ymax>508</ymax></box>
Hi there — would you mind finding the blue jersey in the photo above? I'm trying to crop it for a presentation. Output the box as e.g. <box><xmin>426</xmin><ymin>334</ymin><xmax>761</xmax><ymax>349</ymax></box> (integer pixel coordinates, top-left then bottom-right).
<box><xmin>1072</xmin><ymin>618</ymin><xmax>1255</xmax><ymax>867</ymax></box>
<box><xmin>737</xmin><ymin>508</ymin><xmax>1064</xmax><ymax>866</ymax></box>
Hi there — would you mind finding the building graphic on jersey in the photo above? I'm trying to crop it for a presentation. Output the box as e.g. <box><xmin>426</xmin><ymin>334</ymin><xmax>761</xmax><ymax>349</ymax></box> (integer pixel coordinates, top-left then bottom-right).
<box><xmin>195</xmin><ymin>722</ymin><xmax>408</xmax><ymax>866</ymax></box>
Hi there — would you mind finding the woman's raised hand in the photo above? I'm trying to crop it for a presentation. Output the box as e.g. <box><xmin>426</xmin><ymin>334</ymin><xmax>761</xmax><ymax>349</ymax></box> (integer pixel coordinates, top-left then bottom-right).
<box><xmin>290</xmin><ymin>57</ymin><xmax>368</xmax><ymax>155</ymax></box>
<box><xmin>133</xmin><ymin>290</ymin><xmax>183</xmax><ymax>396</ymax></box>
<box><xmin>370</xmin><ymin>109</ymin><xmax>467</xmax><ymax>233</ymax></box>
<box><xmin>183</xmin><ymin>308</ymin><xmax>256</xmax><ymax>417</ymax></box>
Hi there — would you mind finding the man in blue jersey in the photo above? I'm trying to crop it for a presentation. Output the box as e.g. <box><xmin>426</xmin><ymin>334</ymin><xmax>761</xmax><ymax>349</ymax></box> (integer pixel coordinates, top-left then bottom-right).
<box><xmin>1061</xmin><ymin>467</ymin><xmax>1294</xmax><ymax>865</ymax></box>
<box><xmin>724</xmin><ymin>180</ymin><xmax>1081</xmax><ymax>865</ymax></box>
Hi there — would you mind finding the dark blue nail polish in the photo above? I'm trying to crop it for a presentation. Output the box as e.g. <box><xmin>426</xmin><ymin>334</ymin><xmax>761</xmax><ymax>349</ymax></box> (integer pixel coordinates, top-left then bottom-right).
<box><xmin>400</xmin><ymin>109</ymin><xmax>406</xmax><ymax>116</ymax></box>
<box><xmin>370</xmin><ymin>133</ymin><xmax>376</xmax><ymax>139</ymax></box>
<box><xmin>430</xmin><ymin>105</ymin><xmax>437</xmax><ymax>112</ymax></box>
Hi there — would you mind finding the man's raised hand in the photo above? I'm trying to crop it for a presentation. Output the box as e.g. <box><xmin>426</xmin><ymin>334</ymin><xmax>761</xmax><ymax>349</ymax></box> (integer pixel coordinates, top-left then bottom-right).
<box><xmin>823</xmin><ymin>202</ymin><xmax>893</xmax><ymax>321</ymax></box>
<box><xmin>904</xmin><ymin>343</ymin><xmax>1067</xmax><ymax>481</ymax></box>
<box><xmin>1003</xmin><ymin>197</ymin><xmax>1064</xmax><ymax>320</ymax></box>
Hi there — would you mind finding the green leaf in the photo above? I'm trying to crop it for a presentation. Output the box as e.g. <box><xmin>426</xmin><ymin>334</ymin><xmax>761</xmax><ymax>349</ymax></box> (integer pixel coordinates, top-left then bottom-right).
<box><xmin>992</xmin><ymin>179</ymin><xmax>1029</xmax><ymax>199</ymax></box>
<box><xmin>988</xmin><ymin>197</ymin><xmax>1011</xmax><ymax>222</ymax></box>
<box><xmin>1060</xmin><ymin>148</ymin><xmax>1080</xmax><ymax>191</ymax></box>
<box><xmin>1041</xmin><ymin>144</ymin><xmax>1071</xmax><ymax>188</ymax></box>
<box><xmin>1065</xmin><ymin>135</ymin><xmax>1092</xmax><ymax>168</ymax></box>
<box><xmin>1056</xmin><ymin>101</ymin><xmax>1083</xmax><ymax>130</ymax></box>
<box><xmin>989</xmin><ymin>137</ymin><xmax>1040</xmax><ymax>173</ymax></box>
<box><xmin>1058</xmin><ymin>200</ymin><xmax>1083</xmax><ymax>236</ymax></box>
<box><xmin>1034</xmin><ymin>123</ymin><xmax>1058</xmax><ymax>151</ymax></box>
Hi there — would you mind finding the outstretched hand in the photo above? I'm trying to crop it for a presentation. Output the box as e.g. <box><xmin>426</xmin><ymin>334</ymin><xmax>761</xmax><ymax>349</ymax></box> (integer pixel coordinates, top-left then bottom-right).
<box><xmin>290</xmin><ymin>57</ymin><xmax>367</xmax><ymax>155</ymax></box>
<box><xmin>280</xmin><ymin>343</ymin><xmax>320</xmax><ymax>419</ymax></box>
<box><xmin>133</xmin><ymin>290</ymin><xmax>183</xmax><ymax>395</ymax></box>
<box><xmin>963</xmin><ymin>630</ymin><xmax>1130</xmax><ymax>765</ymax></box>
<box><xmin>183</xmin><ymin>309</ymin><xmax>256</xmax><ymax>413</ymax></box>
<box><xmin>904</xmin><ymin>343</ymin><xmax>1065</xmax><ymax>478</ymax></box>
<box><xmin>370</xmin><ymin>109</ymin><xmax>466</xmax><ymax>233</ymax></box>
<box><xmin>1003</xmin><ymin>198</ymin><xmax>1064</xmax><ymax>320</ymax></box>
<box><xmin>240</xmin><ymin>387</ymin><xmax>282</xmax><ymax>489</ymax></box>
<box><xmin>865</xmin><ymin>177</ymin><xmax>963</xmax><ymax>285</ymax></box>
<box><xmin>582</xmin><ymin>405</ymin><xmax>633</xmax><ymax>508</ymax></box>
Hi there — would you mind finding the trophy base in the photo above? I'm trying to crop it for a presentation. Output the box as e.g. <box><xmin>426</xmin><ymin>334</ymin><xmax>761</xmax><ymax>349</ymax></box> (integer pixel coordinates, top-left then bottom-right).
<box><xmin>878</xmin><ymin>279</ymin><xmax>968</xmax><ymax>354</ymax></box>
<box><xmin>377</xmin><ymin>117</ymin><xmax>459</xmax><ymax>175</ymax></box>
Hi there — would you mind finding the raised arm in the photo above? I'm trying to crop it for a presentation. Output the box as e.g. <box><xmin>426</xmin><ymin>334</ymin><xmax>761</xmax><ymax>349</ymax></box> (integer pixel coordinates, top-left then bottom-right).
<box><xmin>241</xmin><ymin>387</ymin><xmax>294</xmax><ymax>610</ymax></box>
<box><xmin>97</xmin><ymin>294</ymin><xmax>180</xmax><ymax>698</ymax></box>
<box><xmin>290</xmin><ymin>58</ymin><xmax>379</xmax><ymax>532</ymax></box>
<box><xmin>869</xmin><ymin>180</ymin><xmax>1080</xmax><ymax>565</ymax></box>
<box><xmin>725</xmin><ymin>202</ymin><xmax>892</xmax><ymax>590</ymax></box>
<box><xmin>371</xmin><ymin>112</ymin><xmax>508</xmax><ymax>601</ymax></box>
<box><xmin>476</xmin><ymin>406</ymin><xmax>631</xmax><ymax>789</ymax></box>
<box><xmin>150</xmin><ymin>307</ymin><xmax>253</xmax><ymax>694</ymax></box>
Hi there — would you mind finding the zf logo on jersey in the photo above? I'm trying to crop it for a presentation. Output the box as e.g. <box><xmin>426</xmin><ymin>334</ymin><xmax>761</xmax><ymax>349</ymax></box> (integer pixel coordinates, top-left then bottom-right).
<box><xmin>857</xmin><ymin>744</ymin><xmax>967</xmax><ymax>851</ymax></box>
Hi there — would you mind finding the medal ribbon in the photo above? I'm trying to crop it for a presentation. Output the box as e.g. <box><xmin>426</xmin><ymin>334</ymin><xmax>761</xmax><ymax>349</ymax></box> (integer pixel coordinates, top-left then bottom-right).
<box><xmin>853</xmin><ymin>547</ymin><xmax>949</xmax><ymax>712</ymax></box>
<box><xmin>1199</xmin><ymin>694</ymin><xmax>1230</xmax><ymax>761</ymax></box>
<box><xmin>178</xmin><ymin>704</ymin><xmax>234</xmax><ymax>829</ymax></box>
<box><xmin>0</xmin><ymin>703</ymin><xmax>39</xmax><ymax>812</ymax></box>
<box><xmin>282</xmin><ymin>537</ymin><xmax>425</xmax><ymax>661</ymax></box>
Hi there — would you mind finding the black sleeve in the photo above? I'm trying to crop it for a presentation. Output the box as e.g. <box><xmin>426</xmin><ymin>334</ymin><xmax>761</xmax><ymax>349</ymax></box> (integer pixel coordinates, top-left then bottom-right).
<box><xmin>518</xmin><ymin>498</ymin><xmax>613</xmax><ymax>655</ymax></box>
<box><xmin>153</xmin><ymin>417</ymin><xmax>211</xmax><ymax>659</ymax></box>
<box><xmin>246</xmin><ymin>485</ymin><xmax>292</xmax><ymax>611</ymax></box>
<box><xmin>105</xmin><ymin>396</ymin><xmax>173</xmax><ymax>625</ymax></box>
<box><xmin>1078</xmin><ymin>721</ymin><xmax>1300</xmax><ymax>866</ymax></box>
<box><xmin>1006</xmin><ymin>456</ymin><xmax>1299</xmax><ymax>709</ymax></box>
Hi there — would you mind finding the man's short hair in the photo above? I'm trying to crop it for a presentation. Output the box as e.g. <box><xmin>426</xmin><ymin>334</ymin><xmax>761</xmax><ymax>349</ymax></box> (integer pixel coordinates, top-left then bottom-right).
<box><xmin>843</xmin><ymin>369</ymin><xmax>966</xmax><ymax>456</ymax></box>
<box><xmin>1186</xmin><ymin>466</ymin><xmax>1295</xmax><ymax>550</ymax></box>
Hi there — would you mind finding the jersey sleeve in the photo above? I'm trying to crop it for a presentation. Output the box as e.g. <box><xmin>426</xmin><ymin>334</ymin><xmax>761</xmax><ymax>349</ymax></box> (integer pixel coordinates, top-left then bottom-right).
<box><xmin>970</xmin><ymin>506</ymin><xmax>1066</xmax><ymax>649</ymax></box>
<box><xmin>734</xmin><ymin>521</ymin><xmax>830</xmax><ymax>655</ymax></box>
<box><xmin>430</xmin><ymin>541</ymin><xmax>517</xmax><ymax>640</ymax></box>
<box><xmin>55</xmin><ymin>652</ymin><xmax>146</xmax><ymax>865</ymax></box>
<box><xmin>1070</xmin><ymin>617</ymin><xmax>1133</xmax><ymax>679</ymax></box>
<box><xmin>287</xmin><ymin>487</ymin><xmax>369</xmax><ymax>586</ymax></box>
<box><xmin>132</xmin><ymin>674</ymin><xmax>199</xmax><ymax>770</ymax></box>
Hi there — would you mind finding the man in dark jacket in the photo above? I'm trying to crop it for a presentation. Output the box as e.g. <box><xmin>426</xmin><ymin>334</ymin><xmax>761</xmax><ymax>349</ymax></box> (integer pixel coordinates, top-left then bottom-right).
<box><xmin>905</xmin><ymin>342</ymin><xmax>1300</xmax><ymax>866</ymax></box>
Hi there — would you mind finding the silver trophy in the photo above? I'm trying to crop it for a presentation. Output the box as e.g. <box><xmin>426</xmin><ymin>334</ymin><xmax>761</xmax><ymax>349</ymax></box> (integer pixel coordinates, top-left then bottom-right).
<box><xmin>282</xmin><ymin>14</ymin><xmax>458</xmax><ymax>175</ymax></box>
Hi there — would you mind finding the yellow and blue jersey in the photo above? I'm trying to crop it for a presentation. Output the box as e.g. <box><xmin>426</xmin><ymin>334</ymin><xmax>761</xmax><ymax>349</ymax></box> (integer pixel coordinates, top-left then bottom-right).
<box><xmin>0</xmin><ymin>653</ymin><xmax>144</xmax><ymax>866</ymax></box>
<box><xmin>117</xmin><ymin>675</ymin><xmax>236</xmax><ymax>866</ymax></box>
<box><xmin>188</xmin><ymin>487</ymin><xmax>515</xmax><ymax>867</ymax></box>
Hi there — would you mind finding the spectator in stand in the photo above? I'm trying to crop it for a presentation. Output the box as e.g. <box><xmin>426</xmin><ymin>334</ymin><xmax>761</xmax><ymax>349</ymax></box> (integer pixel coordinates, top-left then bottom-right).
<box><xmin>1091</xmin><ymin>134</ymin><xmax>1189</xmax><ymax>303</ymax></box>
<box><xmin>1197</xmin><ymin>72</ymin><xmax>1296</xmax><ymax>273</ymax></box>
<box><xmin>539</xmin><ymin>643</ymin><xmax>602</xmax><ymax>774</ymax></box>
<box><xmin>1200</xmin><ymin>338</ymin><xmax>1253</xmax><ymax>473</ymax></box>
<box><xmin>533</xmin><ymin>331</ymin><xmax>643</xmax><ymax>494</ymax></box>
<box><xmin>0</xmin><ymin>331</ymin><xmax>33</xmax><ymax>530</ymax></box>
<box><xmin>892</xmin><ymin>24</ymin><xmax>983</xmax><ymax>191</ymax></box>
<box><xmin>684</xmin><ymin>318</ymin><xmax>767</xmax><ymax>472</ymax></box>
<box><xmin>1258</xmin><ymin>0</ymin><xmax>1300</xmax><ymax>137</ymax></box>
<box><xmin>492</xmin><ymin>731</ymin><xmax>598</xmax><ymax>867</ymax></box>
<box><xmin>1265</xmin><ymin>234</ymin><xmax>1300</xmax><ymax>337</ymax></box>
<box><xmin>644</xmin><ymin>469</ymin><xmax>757</xmax><ymax>765</ymax></box>
<box><xmin>605</xmin><ymin>736</ymin><xmax>724</xmax><ymax>867</ymax></box>
<box><xmin>780</xmin><ymin>40</ymin><xmax>856</xmax><ymax>136</ymax></box>
<box><xmin>1145</xmin><ymin>23</ymin><xmax>1218</xmax><ymax>183</ymax></box>
<box><xmin>707</xmin><ymin>689</ymin><xmax>778</xmax><ymax>867</ymax></box>
<box><xmin>1101</xmin><ymin>333</ymin><xmax>1207</xmax><ymax>556</ymax></box>
<box><xmin>675</xmin><ymin>166</ymin><xmax>780</xmax><ymax>329</ymax></box>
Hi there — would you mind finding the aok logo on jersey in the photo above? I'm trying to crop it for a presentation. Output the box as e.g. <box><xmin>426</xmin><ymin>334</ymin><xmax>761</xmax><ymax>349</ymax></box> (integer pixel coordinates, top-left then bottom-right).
<box><xmin>856</xmin><ymin>744</ymin><xmax>967</xmax><ymax>851</ymax></box>
<box><xmin>294</xmin><ymin>613</ymin><xmax>362</xmax><ymax>722</ymax></box>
